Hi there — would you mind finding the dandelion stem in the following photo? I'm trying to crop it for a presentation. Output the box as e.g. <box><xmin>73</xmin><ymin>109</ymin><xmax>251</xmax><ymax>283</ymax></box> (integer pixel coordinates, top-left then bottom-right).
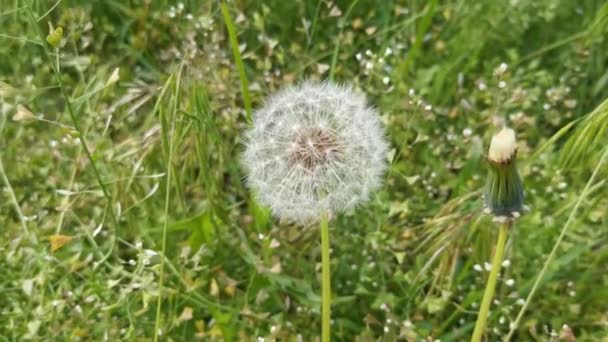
<box><xmin>320</xmin><ymin>211</ymin><xmax>331</xmax><ymax>342</ymax></box>
<box><xmin>471</xmin><ymin>222</ymin><xmax>509</xmax><ymax>342</ymax></box>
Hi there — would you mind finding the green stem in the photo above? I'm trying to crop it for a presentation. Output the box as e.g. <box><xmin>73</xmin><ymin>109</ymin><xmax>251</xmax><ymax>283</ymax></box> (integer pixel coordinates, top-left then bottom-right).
<box><xmin>471</xmin><ymin>222</ymin><xmax>509</xmax><ymax>342</ymax></box>
<box><xmin>320</xmin><ymin>212</ymin><xmax>331</xmax><ymax>342</ymax></box>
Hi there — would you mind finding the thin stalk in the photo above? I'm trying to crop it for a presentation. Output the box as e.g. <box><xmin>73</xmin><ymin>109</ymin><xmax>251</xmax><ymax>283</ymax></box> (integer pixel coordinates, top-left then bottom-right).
<box><xmin>25</xmin><ymin>5</ymin><xmax>118</xmax><ymax>230</ymax></box>
<box><xmin>320</xmin><ymin>212</ymin><xmax>331</xmax><ymax>342</ymax></box>
<box><xmin>471</xmin><ymin>222</ymin><xmax>509</xmax><ymax>342</ymax></box>
<box><xmin>0</xmin><ymin>158</ymin><xmax>33</xmax><ymax>241</ymax></box>
<box><xmin>504</xmin><ymin>146</ymin><xmax>608</xmax><ymax>341</ymax></box>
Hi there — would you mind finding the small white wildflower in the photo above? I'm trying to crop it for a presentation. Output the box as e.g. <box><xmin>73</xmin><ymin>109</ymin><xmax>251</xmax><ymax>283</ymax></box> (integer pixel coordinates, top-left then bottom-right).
<box><xmin>242</xmin><ymin>81</ymin><xmax>388</xmax><ymax>225</ymax></box>
<box><xmin>473</xmin><ymin>264</ymin><xmax>483</xmax><ymax>272</ymax></box>
<box><xmin>505</xmin><ymin>279</ymin><xmax>515</xmax><ymax>287</ymax></box>
<box><xmin>463</xmin><ymin>128</ymin><xmax>472</xmax><ymax>137</ymax></box>
<box><xmin>502</xmin><ymin>259</ymin><xmax>511</xmax><ymax>268</ymax></box>
<box><xmin>484</xmin><ymin>262</ymin><xmax>492</xmax><ymax>271</ymax></box>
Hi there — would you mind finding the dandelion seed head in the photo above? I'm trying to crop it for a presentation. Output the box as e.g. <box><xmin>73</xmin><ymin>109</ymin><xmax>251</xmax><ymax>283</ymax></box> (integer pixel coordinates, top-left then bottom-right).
<box><xmin>243</xmin><ymin>81</ymin><xmax>388</xmax><ymax>225</ymax></box>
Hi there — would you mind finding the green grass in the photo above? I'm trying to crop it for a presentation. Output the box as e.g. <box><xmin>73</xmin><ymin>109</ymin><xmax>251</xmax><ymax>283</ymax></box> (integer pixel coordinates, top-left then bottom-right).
<box><xmin>1</xmin><ymin>0</ymin><xmax>608</xmax><ymax>340</ymax></box>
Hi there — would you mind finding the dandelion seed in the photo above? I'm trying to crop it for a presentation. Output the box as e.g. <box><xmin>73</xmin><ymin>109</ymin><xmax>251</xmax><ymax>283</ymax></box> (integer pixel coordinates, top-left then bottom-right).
<box><xmin>242</xmin><ymin>81</ymin><xmax>388</xmax><ymax>225</ymax></box>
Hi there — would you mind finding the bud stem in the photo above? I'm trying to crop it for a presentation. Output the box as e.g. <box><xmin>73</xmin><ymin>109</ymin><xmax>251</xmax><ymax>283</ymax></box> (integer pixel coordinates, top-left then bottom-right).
<box><xmin>471</xmin><ymin>222</ymin><xmax>509</xmax><ymax>342</ymax></box>
<box><xmin>320</xmin><ymin>212</ymin><xmax>331</xmax><ymax>342</ymax></box>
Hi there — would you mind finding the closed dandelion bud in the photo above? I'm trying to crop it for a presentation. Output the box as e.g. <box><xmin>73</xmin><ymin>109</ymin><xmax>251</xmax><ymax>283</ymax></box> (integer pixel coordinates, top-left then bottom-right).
<box><xmin>242</xmin><ymin>81</ymin><xmax>389</xmax><ymax>225</ymax></box>
<box><xmin>484</xmin><ymin>127</ymin><xmax>524</xmax><ymax>218</ymax></box>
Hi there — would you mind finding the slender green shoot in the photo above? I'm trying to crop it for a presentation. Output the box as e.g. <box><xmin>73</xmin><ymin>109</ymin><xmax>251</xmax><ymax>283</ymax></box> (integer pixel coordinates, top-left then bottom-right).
<box><xmin>25</xmin><ymin>4</ymin><xmax>118</xmax><ymax>231</ymax></box>
<box><xmin>0</xmin><ymin>158</ymin><xmax>33</xmax><ymax>241</ymax></box>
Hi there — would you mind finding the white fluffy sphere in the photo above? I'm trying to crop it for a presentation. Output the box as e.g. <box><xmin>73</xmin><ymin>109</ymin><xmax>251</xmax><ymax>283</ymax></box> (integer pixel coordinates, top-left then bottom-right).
<box><xmin>242</xmin><ymin>81</ymin><xmax>388</xmax><ymax>225</ymax></box>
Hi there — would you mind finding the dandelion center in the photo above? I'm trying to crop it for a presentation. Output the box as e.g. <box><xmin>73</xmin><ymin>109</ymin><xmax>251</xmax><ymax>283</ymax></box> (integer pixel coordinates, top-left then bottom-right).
<box><xmin>287</xmin><ymin>127</ymin><xmax>341</xmax><ymax>171</ymax></box>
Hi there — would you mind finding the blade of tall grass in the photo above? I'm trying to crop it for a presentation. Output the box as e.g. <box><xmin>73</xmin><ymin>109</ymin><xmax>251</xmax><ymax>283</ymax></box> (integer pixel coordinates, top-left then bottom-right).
<box><xmin>561</xmin><ymin>98</ymin><xmax>608</xmax><ymax>167</ymax></box>
<box><xmin>504</xmin><ymin>145</ymin><xmax>608</xmax><ymax>341</ymax></box>
<box><xmin>328</xmin><ymin>0</ymin><xmax>359</xmax><ymax>81</ymax></box>
<box><xmin>154</xmin><ymin>62</ymin><xmax>185</xmax><ymax>341</ymax></box>
<box><xmin>221</xmin><ymin>2</ymin><xmax>252</xmax><ymax>123</ymax></box>
<box><xmin>396</xmin><ymin>0</ymin><xmax>437</xmax><ymax>78</ymax></box>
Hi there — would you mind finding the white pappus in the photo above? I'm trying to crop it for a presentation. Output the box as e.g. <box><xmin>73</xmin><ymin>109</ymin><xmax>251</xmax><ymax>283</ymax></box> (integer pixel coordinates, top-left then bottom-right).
<box><xmin>242</xmin><ymin>81</ymin><xmax>388</xmax><ymax>225</ymax></box>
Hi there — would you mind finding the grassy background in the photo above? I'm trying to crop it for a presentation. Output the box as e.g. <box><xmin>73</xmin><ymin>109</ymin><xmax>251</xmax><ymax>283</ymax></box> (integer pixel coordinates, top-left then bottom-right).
<box><xmin>1</xmin><ymin>0</ymin><xmax>608</xmax><ymax>340</ymax></box>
